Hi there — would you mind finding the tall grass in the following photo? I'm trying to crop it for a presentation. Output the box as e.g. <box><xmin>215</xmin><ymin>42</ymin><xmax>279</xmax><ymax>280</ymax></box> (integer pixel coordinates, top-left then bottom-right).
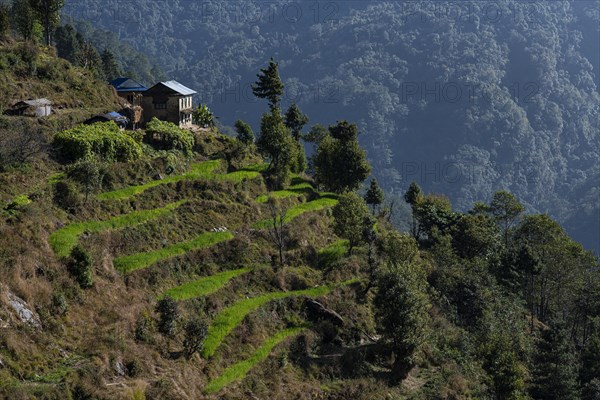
<box><xmin>204</xmin><ymin>326</ymin><xmax>305</xmax><ymax>394</ymax></box>
<box><xmin>318</xmin><ymin>239</ymin><xmax>350</xmax><ymax>267</ymax></box>
<box><xmin>162</xmin><ymin>267</ymin><xmax>251</xmax><ymax>300</ymax></box>
<box><xmin>114</xmin><ymin>231</ymin><xmax>234</xmax><ymax>274</ymax></box>
<box><xmin>255</xmin><ymin>182</ymin><xmax>314</xmax><ymax>203</ymax></box>
<box><xmin>201</xmin><ymin>279</ymin><xmax>357</xmax><ymax>358</ymax></box>
<box><xmin>49</xmin><ymin>201</ymin><xmax>185</xmax><ymax>258</ymax></box>
<box><xmin>252</xmin><ymin>194</ymin><xmax>338</xmax><ymax>229</ymax></box>
<box><xmin>97</xmin><ymin>160</ymin><xmax>221</xmax><ymax>200</ymax></box>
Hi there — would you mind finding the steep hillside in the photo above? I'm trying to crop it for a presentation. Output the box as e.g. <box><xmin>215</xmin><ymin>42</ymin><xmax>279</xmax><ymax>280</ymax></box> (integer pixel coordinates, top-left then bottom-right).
<box><xmin>0</xmin><ymin>30</ymin><xmax>599</xmax><ymax>400</ymax></box>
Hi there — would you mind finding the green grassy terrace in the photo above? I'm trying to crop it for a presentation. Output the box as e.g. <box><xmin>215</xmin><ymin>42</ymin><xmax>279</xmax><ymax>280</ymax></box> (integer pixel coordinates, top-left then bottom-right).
<box><xmin>162</xmin><ymin>267</ymin><xmax>251</xmax><ymax>300</ymax></box>
<box><xmin>113</xmin><ymin>231</ymin><xmax>234</xmax><ymax>274</ymax></box>
<box><xmin>49</xmin><ymin>201</ymin><xmax>185</xmax><ymax>258</ymax></box>
<box><xmin>252</xmin><ymin>194</ymin><xmax>338</xmax><ymax>229</ymax></box>
<box><xmin>204</xmin><ymin>326</ymin><xmax>306</xmax><ymax>394</ymax></box>
<box><xmin>97</xmin><ymin>160</ymin><xmax>221</xmax><ymax>200</ymax></box>
<box><xmin>201</xmin><ymin>279</ymin><xmax>357</xmax><ymax>358</ymax></box>
<box><xmin>255</xmin><ymin>182</ymin><xmax>314</xmax><ymax>203</ymax></box>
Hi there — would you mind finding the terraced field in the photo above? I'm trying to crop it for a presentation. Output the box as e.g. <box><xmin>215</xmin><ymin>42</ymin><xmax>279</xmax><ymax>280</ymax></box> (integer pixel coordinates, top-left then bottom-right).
<box><xmin>252</xmin><ymin>194</ymin><xmax>338</xmax><ymax>229</ymax></box>
<box><xmin>201</xmin><ymin>279</ymin><xmax>357</xmax><ymax>359</ymax></box>
<box><xmin>49</xmin><ymin>200</ymin><xmax>185</xmax><ymax>258</ymax></box>
<box><xmin>162</xmin><ymin>267</ymin><xmax>251</xmax><ymax>300</ymax></box>
<box><xmin>204</xmin><ymin>326</ymin><xmax>306</xmax><ymax>394</ymax></box>
<box><xmin>114</xmin><ymin>231</ymin><xmax>234</xmax><ymax>274</ymax></box>
<box><xmin>97</xmin><ymin>160</ymin><xmax>221</xmax><ymax>200</ymax></box>
<box><xmin>255</xmin><ymin>182</ymin><xmax>314</xmax><ymax>203</ymax></box>
<box><xmin>48</xmin><ymin>160</ymin><xmax>350</xmax><ymax>395</ymax></box>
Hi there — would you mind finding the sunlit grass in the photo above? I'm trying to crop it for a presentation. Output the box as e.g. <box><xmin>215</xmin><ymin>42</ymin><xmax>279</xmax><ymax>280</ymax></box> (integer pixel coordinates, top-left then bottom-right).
<box><xmin>162</xmin><ymin>267</ymin><xmax>251</xmax><ymax>300</ymax></box>
<box><xmin>252</xmin><ymin>194</ymin><xmax>338</xmax><ymax>229</ymax></box>
<box><xmin>204</xmin><ymin>326</ymin><xmax>306</xmax><ymax>394</ymax></box>
<box><xmin>255</xmin><ymin>182</ymin><xmax>314</xmax><ymax>203</ymax></box>
<box><xmin>97</xmin><ymin>160</ymin><xmax>221</xmax><ymax>200</ymax></box>
<box><xmin>114</xmin><ymin>231</ymin><xmax>233</xmax><ymax>274</ymax></box>
<box><xmin>201</xmin><ymin>279</ymin><xmax>357</xmax><ymax>358</ymax></box>
<box><xmin>318</xmin><ymin>239</ymin><xmax>350</xmax><ymax>267</ymax></box>
<box><xmin>49</xmin><ymin>201</ymin><xmax>185</xmax><ymax>258</ymax></box>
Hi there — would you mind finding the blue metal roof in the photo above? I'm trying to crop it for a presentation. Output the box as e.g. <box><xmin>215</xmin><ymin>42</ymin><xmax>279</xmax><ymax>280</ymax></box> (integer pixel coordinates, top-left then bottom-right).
<box><xmin>159</xmin><ymin>80</ymin><xmax>196</xmax><ymax>96</ymax></box>
<box><xmin>110</xmin><ymin>77</ymin><xmax>147</xmax><ymax>92</ymax></box>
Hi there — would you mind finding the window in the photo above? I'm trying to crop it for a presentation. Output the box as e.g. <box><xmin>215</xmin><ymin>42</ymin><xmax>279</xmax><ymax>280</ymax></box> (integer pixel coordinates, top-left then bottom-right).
<box><xmin>154</xmin><ymin>102</ymin><xmax>166</xmax><ymax>110</ymax></box>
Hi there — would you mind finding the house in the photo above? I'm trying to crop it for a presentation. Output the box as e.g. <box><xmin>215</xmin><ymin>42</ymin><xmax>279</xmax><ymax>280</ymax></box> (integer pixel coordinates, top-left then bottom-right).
<box><xmin>7</xmin><ymin>98</ymin><xmax>52</xmax><ymax>117</ymax></box>
<box><xmin>109</xmin><ymin>77</ymin><xmax>148</xmax><ymax>106</ymax></box>
<box><xmin>141</xmin><ymin>80</ymin><xmax>196</xmax><ymax>127</ymax></box>
<box><xmin>84</xmin><ymin>112</ymin><xmax>129</xmax><ymax>129</ymax></box>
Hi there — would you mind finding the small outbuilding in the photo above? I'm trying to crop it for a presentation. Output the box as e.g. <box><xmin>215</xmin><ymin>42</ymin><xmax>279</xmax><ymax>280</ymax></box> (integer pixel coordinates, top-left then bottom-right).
<box><xmin>7</xmin><ymin>98</ymin><xmax>52</xmax><ymax>117</ymax></box>
<box><xmin>110</xmin><ymin>77</ymin><xmax>148</xmax><ymax>106</ymax></box>
<box><xmin>84</xmin><ymin>112</ymin><xmax>129</xmax><ymax>129</ymax></box>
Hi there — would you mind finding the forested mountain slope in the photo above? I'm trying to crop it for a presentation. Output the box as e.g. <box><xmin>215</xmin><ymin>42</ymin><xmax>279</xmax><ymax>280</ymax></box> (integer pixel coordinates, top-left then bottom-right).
<box><xmin>63</xmin><ymin>0</ymin><xmax>600</xmax><ymax>252</ymax></box>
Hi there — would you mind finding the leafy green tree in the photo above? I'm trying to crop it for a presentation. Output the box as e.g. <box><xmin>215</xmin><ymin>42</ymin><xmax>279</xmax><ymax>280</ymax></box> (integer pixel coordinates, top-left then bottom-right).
<box><xmin>304</xmin><ymin>124</ymin><xmax>328</xmax><ymax>144</ymax></box>
<box><xmin>11</xmin><ymin>0</ymin><xmax>38</xmax><ymax>41</ymax></box>
<box><xmin>54</xmin><ymin>24</ymin><xmax>80</xmax><ymax>64</ymax></box>
<box><xmin>414</xmin><ymin>194</ymin><xmax>457</xmax><ymax>243</ymax></box>
<box><xmin>374</xmin><ymin>259</ymin><xmax>429</xmax><ymax>380</ymax></box>
<box><xmin>365</xmin><ymin>178</ymin><xmax>384</xmax><ymax>215</ymax></box>
<box><xmin>77</xmin><ymin>40</ymin><xmax>104</xmax><ymax>79</ymax></box>
<box><xmin>67</xmin><ymin>158</ymin><xmax>101</xmax><ymax>203</ymax></box>
<box><xmin>450</xmin><ymin>213</ymin><xmax>499</xmax><ymax>259</ymax></box>
<box><xmin>313</xmin><ymin>121</ymin><xmax>371</xmax><ymax>193</ymax></box>
<box><xmin>581</xmin><ymin>319</ymin><xmax>600</xmax><ymax>389</ymax></box>
<box><xmin>256</xmin><ymin>110</ymin><xmax>297</xmax><ymax>188</ymax></box>
<box><xmin>183</xmin><ymin>317</ymin><xmax>208</xmax><ymax>359</ymax></box>
<box><xmin>531</xmin><ymin>323</ymin><xmax>581</xmax><ymax>400</ymax></box>
<box><xmin>29</xmin><ymin>0</ymin><xmax>64</xmax><ymax>45</ymax></box>
<box><xmin>285</xmin><ymin>103</ymin><xmax>309</xmax><ymax>141</ymax></box>
<box><xmin>101</xmin><ymin>48</ymin><xmax>122</xmax><ymax>81</ymax></box>
<box><xmin>252</xmin><ymin>58</ymin><xmax>284</xmax><ymax>111</ymax></box>
<box><xmin>480</xmin><ymin>332</ymin><xmax>528</xmax><ymax>400</ymax></box>
<box><xmin>332</xmin><ymin>192</ymin><xmax>372</xmax><ymax>254</ymax></box>
<box><xmin>155</xmin><ymin>296</ymin><xmax>178</xmax><ymax>337</ymax></box>
<box><xmin>489</xmin><ymin>190</ymin><xmax>525</xmax><ymax>245</ymax></box>
<box><xmin>267</xmin><ymin>197</ymin><xmax>288</xmax><ymax>267</ymax></box>
<box><xmin>404</xmin><ymin>182</ymin><xmax>423</xmax><ymax>238</ymax></box>
<box><xmin>67</xmin><ymin>245</ymin><xmax>93</xmax><ymax>288</ymax></box>
<box><xmin>0</xmin><ymin>5</ymin><xmax>10</xmax><ymax>37</ymax></box>
<box><xmin>234</xmin><ymin>119</ymin><xmax>254</xmax><ymax>145</ymax></box>
<box><xmin>193</xmin><ymin>104</ymin><xmax>215</xmax><ymax>128</ymax></box>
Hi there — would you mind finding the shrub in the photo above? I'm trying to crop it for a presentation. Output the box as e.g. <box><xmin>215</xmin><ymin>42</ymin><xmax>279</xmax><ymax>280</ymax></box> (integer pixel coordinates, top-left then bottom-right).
<box><xmin>183</xmin><ymin>317</ymin><xmax>208</xmax><ymax>359</ymax></box>
<box><xmin>4</xmin><ymin>194</ymin><xmax>32</xmax><ymax>216</ymax></box>
<box><xmin>67</xmin><ymin>245</ymin><xmax>93</xmax><ymax>288</ymax></box>
<box><xmin>145</xmin><ymin>118</ymin><xmax>194</xmax><ymax>155</ymax></box>
<box><xmin>155</xmin><ymin>296</ymin><xmax>178</xmax><ymax>337</ymax></box>
<box><xmin>54</xmin><ymin>121</ymin><xmax>143</xmax><ymax>162</ymax></box>
<box><xmin>53</xmin><ymin>181</ymin><xmax>80</xmax><ymax>212</ymax></box>
<box><xmin>134</xmin><ymin>313</ymin><xmax>154</xmax><ymax>343</ymax></box>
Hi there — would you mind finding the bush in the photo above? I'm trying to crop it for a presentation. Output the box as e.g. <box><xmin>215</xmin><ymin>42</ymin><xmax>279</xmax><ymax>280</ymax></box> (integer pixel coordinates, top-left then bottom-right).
<box><xmin>67</xmin><ymin>245</ymin><xmax>93</xmax><ymax>288</ymax></box>
<box><xmin>54</xmin><ymin>121</ymin><xmax>143</xmax><ymax>162</ymax></box>
<box><xmin>155</xmin><ymin>296</ymin><xmax>178</xmax><ymax>337</ymax></box>
<box><xmin>145</xmin><ymin>118</ymin><xmax>194</xmax><ymax>155</ymax></box>
<box><xmin>53</xmin><ymin>181</ymin><xmax>81</xmax><ymax>212</ymax></box>
<box><xmin>4</xmin><ymin>194</ymin><xmax>31</xmax><ymax>216</ymax></box>
<box><xmin>183</xmin><ymin>317</ymin><xmax>208</xmax><ymax>359</ymax></box>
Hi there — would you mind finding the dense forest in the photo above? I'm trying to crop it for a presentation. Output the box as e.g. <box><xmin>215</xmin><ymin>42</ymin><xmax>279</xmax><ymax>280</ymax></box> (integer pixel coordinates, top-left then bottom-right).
<box><xmin>62</xmin><ymin>0</ymin><xmax>600</xmax><ymax>252</ymax></box>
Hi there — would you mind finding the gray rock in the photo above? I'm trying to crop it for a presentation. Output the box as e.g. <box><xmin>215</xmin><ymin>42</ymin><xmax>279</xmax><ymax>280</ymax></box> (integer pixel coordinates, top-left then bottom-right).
<box><xmin>7</xmin><ymin>293</ymin><xmax>41</xmax><ymax>329</ymax></box>
<box><xmin>114</xmin><ymin>359</ymin><xmax>126</xmax><ymax>376</ymax></box>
